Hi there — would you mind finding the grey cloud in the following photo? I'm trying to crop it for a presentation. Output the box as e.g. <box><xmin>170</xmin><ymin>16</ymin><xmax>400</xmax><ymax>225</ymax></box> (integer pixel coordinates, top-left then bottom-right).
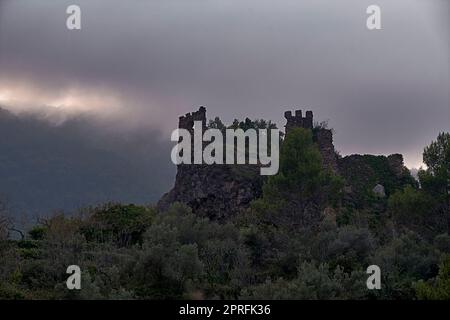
<box><xmin>0</xmin><ymin>0</ymin><xmax>448</xmax><ymax>169</ymax></box>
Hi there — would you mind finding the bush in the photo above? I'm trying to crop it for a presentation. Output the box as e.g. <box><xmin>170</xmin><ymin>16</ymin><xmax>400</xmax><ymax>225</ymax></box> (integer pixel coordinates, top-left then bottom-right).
<box><xmin>80</xmin><ymin>203</ymin><xmax>155</xmax><ymax>247</ymax></box>
<box><xmin>415</xmin><ymin>256</ymin><xmax>450</xmax><ymax>300</ymax></box>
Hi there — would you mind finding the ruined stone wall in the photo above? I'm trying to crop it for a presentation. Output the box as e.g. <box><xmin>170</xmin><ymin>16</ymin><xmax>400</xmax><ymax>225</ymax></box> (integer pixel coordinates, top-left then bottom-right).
<box><xmin>314</xmin><ymin>128</ymin><xmax>339</xmax><ymax>173</ymax></box>
<box><xmin>178</xmin><ymin>106</ymin><xmax>207</xmax><ymax>132</ymax></box>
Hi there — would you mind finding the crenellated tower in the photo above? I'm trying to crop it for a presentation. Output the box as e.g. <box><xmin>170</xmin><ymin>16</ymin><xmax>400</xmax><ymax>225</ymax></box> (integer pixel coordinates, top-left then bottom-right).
<box><xmin>284</xmin><ymin>109</ymin><xmax>313</xmax><ymax>133</ymax></box>
<box><xmin>284</xmin><ymin>109</ymin><xmax>338</xmax><ymax>172</ymax></box>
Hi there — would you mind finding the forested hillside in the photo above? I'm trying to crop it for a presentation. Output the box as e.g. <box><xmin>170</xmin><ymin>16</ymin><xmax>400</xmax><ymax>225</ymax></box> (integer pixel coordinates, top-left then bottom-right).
<box><xmin>1</xmin><ymin>128</ymin><xmax>448</xmax><ymax>299</ymax></box>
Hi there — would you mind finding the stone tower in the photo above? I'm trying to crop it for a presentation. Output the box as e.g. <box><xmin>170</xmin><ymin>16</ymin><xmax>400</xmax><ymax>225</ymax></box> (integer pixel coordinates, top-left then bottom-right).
<box><xmin>284</xmin><ymin>109</ymin><xmax>338</xmax><ymax>172</ymax></box>
<box><xmin>284</xmin><ymin>109</ymin><xmax>313</xmax><ymax>133</ymax></box>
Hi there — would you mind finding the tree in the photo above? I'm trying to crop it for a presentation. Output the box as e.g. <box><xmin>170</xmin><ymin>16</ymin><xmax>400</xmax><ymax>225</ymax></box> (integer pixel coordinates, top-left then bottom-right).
<box><xmin>208</xmin><ymin>117</ymin><xmax>226</xmax><ymax>131</ymax></box>
<box><xmin>244</xmin><ymin>128</ymin><xmax>343</xmax><ymax>278</ymax></box>
<box><xmin>415</xmin><ymin>255</ymin><xmax>450</xmax><ymax>300</ymax></box>
<box><xmin>387</xmin><ymin>133</ymin><xmax>450</xmax><ymax>238</ymax></box>
<box><xmin>373</xmin><ymin>231</ymin><xmax>440</xmax><ymax>299</ymax></box>
<box><xmin>420</xmin><ymin>132</ymin><xmax>450</xmax><ymax>233</ymax></box>
<box><xmin>80</xmin><ymin>203</ymin><xmax>155</xmax><ymax>247</ymax></box>
<box><xmin>228</xmin><ymin>118</ymin><xmax>277</xmax><ymax>131</ymax></box>
<box><xmin>388</xmin><ymin>186</ymin><xmax>443</xmax><ymax>237</ymax></box>
<box><xmin>252</xmin><ymin>128</ymin><xmax>343</xmax><ymax>228</ymax></box>
<box><xmin>423</xmin><ymin>132</ymin><xmax>450</xmax><ymax>175</ymax></box>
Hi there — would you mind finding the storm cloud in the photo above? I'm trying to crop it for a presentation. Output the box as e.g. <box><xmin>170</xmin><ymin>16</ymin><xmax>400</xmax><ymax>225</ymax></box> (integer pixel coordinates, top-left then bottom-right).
<box><xmin>0</xmin><ymin>0</ymin><xmax>449</xmax><ymax>168</ymax></box>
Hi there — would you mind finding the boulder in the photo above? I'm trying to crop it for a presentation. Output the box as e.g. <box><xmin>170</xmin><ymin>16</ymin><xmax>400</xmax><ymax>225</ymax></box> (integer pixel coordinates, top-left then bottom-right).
<box><xmin>372</xmin><ymin>184</ymin><xmax>386</xmax><ymax>198</ymax></box>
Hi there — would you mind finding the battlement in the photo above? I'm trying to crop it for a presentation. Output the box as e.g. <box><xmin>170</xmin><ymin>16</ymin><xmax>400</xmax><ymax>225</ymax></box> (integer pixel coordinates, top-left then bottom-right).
<box><xmin>284</xmin><ymin>109</ymin><xmax>313</xmax><ymax>133</ymax></box>
<box><xmin>179</xmin><ymin>106</ymin><xmax>207</xmax><ymax>130</ymax></box>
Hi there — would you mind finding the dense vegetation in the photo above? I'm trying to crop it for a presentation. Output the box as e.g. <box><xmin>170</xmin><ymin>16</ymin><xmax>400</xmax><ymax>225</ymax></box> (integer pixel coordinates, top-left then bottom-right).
<box><xmin>0</xmin><ymin>129</ymin><xmax>449</xmax><ymax>300</ymax></box>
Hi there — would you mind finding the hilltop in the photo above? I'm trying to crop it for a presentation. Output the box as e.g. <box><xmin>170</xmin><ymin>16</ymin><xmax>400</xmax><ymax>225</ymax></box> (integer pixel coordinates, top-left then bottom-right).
<box><xmin>159</xmin><ymin>107</ymin><xmax>417</xmax><ymax>219</ymax></box>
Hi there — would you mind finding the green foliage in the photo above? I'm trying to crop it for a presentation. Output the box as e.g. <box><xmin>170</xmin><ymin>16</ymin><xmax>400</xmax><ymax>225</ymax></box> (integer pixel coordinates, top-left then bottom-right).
<box><xmin>420</xmin><ymin>132</ymin><xmax>450</xmax><ymax>233</ymax></box>
<box><xmin>242</xmin><ymin>261</ymin><xmax>366</xmax><ymax>300</ymax></box>
<box><xmin>252</xmin><ymin>128</ymin><xmax>343</xmax><ymax>229</ymax></box>
<box><xmin>415</xmin><ymin>255</ymin><xmax>450</xmax><ymax>300</ymax></box>
<box><xmin>372</xmin><ymin>231</ymin><xmax>441</xmax><ymax>299</ymax></box>
<box><xmin>228</xmin><ymin>118</ymin><xmax>277</xmax><ymax>131</ymax></box>
<box><xmin>129</xmin><ymin>203</ymin><xmax>251</xmax><ymax>299</ymax></box>
<box><xmin>28</xmin><ymin>226</ymin><xmax>46</xmax><ymax>240</ymax></box>
<box><xmin>1</xmin><ymin>132</ymin><xmax>450</xmax><ymax>300</ymax></box>
<box><xmin>423</xmin><ymin>132</ymin><xmax>450</xmax><ymax>175</ymax></box>
<box><xmin>387</xmin><ymin>132</ymin><xmax>450</xmax><ymax>239</ymax></box>
<box><xmin>434</xmin><ymin>234</ymin><xmax>450</xmax><ymax>254</ymax></box>
<box><xmin>0</xmin><ymin>282</ymin><xmax>26</xmax><ymax>299</ymax></box>
<box><xmin>80</xmin><ymin>203</ymin><xmax>155</xmax><ymax>247</ymax></box>
<box><xmin>242</xmin><ymin>128</ymin><xmax>345</xmax><ymax>279</ymax></box>
<box><xmin>311</xmin><ymin>225</ymin><xmax>375</xmax><ymax>272</ymax></box>
<box><xmin>388</xmin><ymin>186</ymin><xmax>443</xmax><ymax>236</ymax></box>
<box><xmin>207</xmin><ymin>117</ymin><xmax>226</xmax><ymax>131</ymax></box>
<box><xmin>208</xmin><ymin>116</ymin><xmax>277</xmax><ymax>132</ymax></box>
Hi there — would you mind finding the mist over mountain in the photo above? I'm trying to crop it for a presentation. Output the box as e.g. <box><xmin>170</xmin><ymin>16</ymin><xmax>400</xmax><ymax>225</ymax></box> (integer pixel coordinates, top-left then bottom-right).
<box><xmin>0</xmin><ymin>106</ymin><xmax>174</xmax><ymax>218</ymax></box>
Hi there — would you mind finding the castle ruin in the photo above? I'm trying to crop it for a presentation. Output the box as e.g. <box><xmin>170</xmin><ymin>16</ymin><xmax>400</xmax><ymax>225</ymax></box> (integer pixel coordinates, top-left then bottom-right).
<box><xmin>158</xmin><ymin>106</ymin><xmax>413</xmax><ymax>219</ymax></box>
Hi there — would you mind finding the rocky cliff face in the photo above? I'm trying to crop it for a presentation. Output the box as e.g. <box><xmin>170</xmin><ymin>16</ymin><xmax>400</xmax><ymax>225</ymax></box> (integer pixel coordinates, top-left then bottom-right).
<box><xmin>158</xmin><ymin>164</ymin><xmax>263</xmax><ymax>220</ymax></box>
<box><xmin>158</xmin><ymin>107</ymin><xmax>415</xmax><ymax>218</ymax></box>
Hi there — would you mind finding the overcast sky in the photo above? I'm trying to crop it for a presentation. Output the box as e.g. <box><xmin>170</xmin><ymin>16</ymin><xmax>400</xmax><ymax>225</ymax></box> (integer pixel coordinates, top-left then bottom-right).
<box><xmin>0</xmin><ymin>0</ymin><xmax>449</xmax><ymax>168</ymax></box>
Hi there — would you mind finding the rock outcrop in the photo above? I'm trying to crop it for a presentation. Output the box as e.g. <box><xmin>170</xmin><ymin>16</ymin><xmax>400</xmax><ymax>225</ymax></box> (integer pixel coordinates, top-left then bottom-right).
<box><xmin>157</xmin><ymin>107</ymin><xmax>264</xmax><ymax>220</ymax></box>
<box><xmin>157</xmin><ymin>164</ymin><xmax>263</xmax><ymax>220</ymax></box>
